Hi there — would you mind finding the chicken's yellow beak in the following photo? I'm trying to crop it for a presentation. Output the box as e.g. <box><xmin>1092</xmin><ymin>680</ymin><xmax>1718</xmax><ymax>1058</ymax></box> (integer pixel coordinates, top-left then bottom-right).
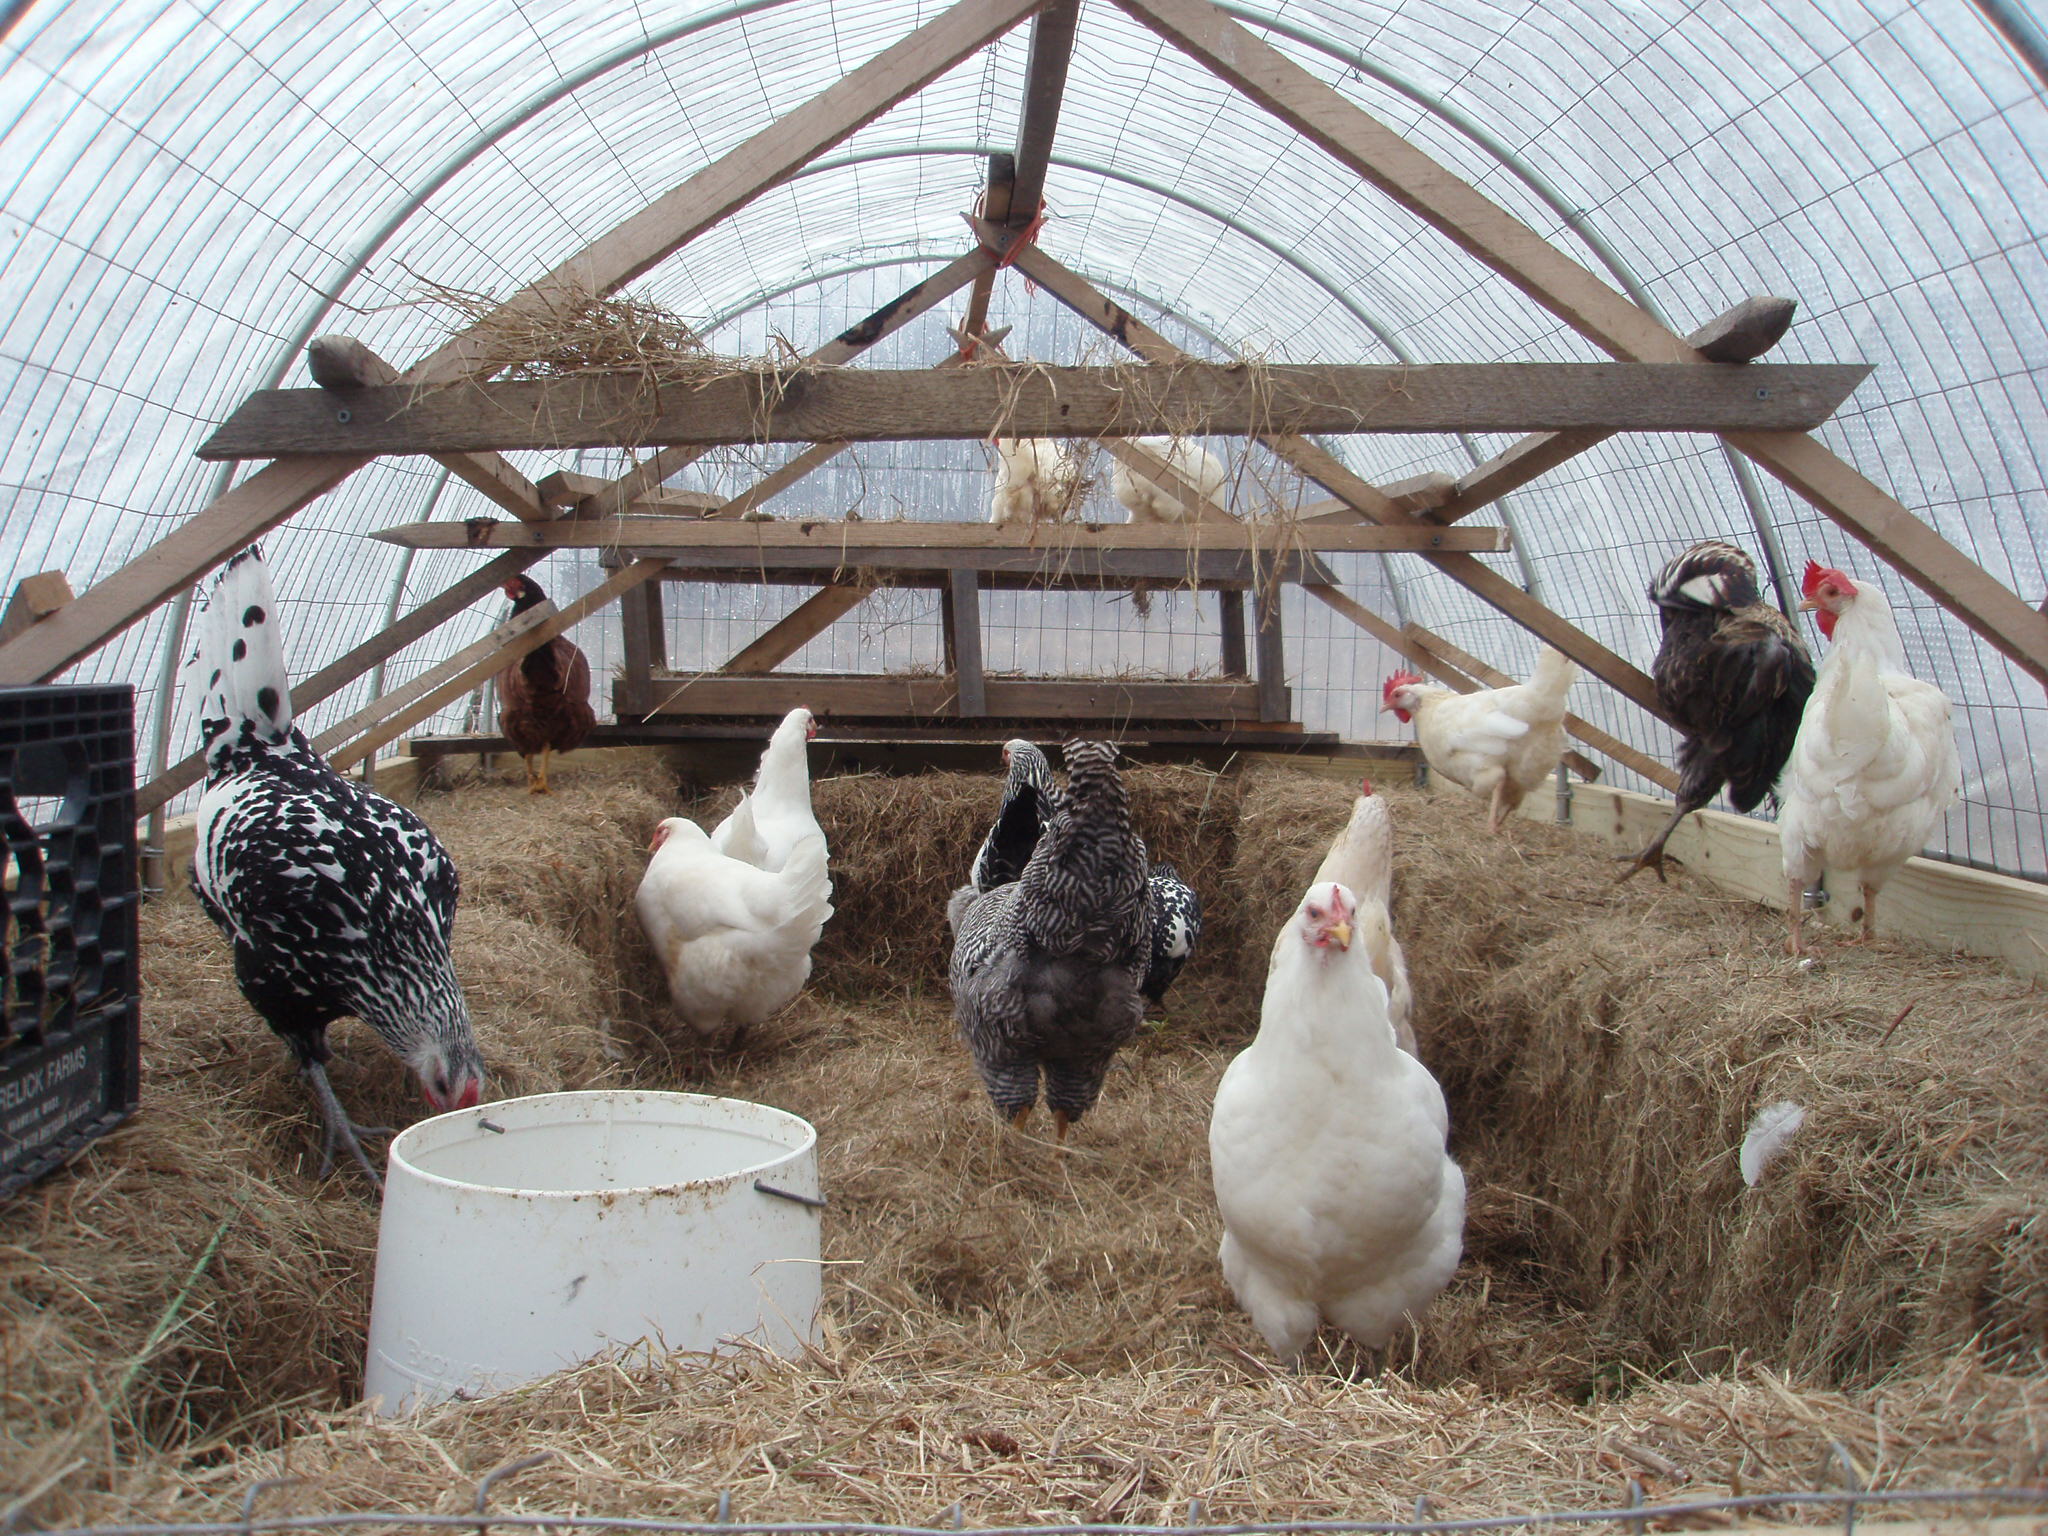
<box><xmin>1327</xmin><ymin>920</ymin><xmax>1352</xmax><ymax>950</ymax></box>
<box><xmin>1797</xmin><ymin>596</ymin><xmax>1821</xmax><ymax>612</ymax></box>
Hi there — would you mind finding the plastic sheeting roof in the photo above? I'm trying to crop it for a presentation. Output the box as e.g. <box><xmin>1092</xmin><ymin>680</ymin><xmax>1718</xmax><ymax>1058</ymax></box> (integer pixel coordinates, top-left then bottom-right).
<box><xmin>1</xmin><ymin>0</ymin><xmax>2044</xmax><ymax>875</ymax></box>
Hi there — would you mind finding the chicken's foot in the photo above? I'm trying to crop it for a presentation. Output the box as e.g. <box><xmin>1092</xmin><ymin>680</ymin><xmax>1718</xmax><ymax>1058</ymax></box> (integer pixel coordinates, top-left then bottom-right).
<box><xmin>1614</xmin><ymin>803</ymin><xmax>1694</xmax><ymax>884</ymax></box>
<box><xmin>302</xmin><ymin>1061</ymin><xmax>393</xmax><ymax>1191</ymax></box>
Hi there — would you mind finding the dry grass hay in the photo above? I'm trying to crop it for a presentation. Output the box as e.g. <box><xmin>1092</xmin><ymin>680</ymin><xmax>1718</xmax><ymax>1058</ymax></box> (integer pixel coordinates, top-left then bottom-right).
<box><xmin>4</xmin><ymin>757</ymin><xmax>2044</xmax><ymax>1528</ymax></box>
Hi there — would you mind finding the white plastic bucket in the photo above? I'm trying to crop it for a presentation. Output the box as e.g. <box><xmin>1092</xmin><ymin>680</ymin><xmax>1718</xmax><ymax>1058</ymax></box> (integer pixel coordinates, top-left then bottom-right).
<box><xmin>363</xmin><ymin>1090</ymin><xmax>821</xmax><ymax>1416</ymax></box>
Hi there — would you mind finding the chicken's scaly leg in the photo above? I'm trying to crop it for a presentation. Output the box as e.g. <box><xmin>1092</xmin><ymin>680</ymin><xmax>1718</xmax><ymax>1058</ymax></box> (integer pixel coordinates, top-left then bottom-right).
<box><xmin>1785</xmin><ymin>874</ymin><xmax>1808</xmax><ymax>957</ymax></box>
<box><xmin>521</xmin><ymin>752</ymin><xmax>541</xmax><ymax>794</ymax></box>
<box><xmin>302</xmin><ymin>1060</ymin><xmax>393</xmax><ymax>1191</ymax></box>
<box><xmin>536</xmin><ymin>746</ymin><xmax>553</xmax><ymax>795</ymax></box>
<box><xmin>1052</xmin><ymin>1109</ymin><xmax>1072</xmax><ymax>1146</ymax></box>
<box><xmin>1009</xmin><ymin>1105</ymin><xmax>1033</xmax><ymax>1131</ymax></box>
<box><xmin>1614</xmin><ymin>802</ymin><xmax>1694</xmax><ymax>884</ymax></box>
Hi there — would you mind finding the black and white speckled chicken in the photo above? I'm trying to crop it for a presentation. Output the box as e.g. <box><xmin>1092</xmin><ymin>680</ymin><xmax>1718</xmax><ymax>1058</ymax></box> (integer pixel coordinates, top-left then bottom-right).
<box><xmin>966</xmin><ymin>739</ymin><xmax>1201</xmax><ymax>1005</ymax></box>
<box><xmin>187</xmin><ymin>547</ymin><xmax>483</xmax><ymax>1188</ymax></box>
<box><xmin>948</xmin><ymin>740</ymin><xmax>1152</xmax><ymax>1143</ymax></box>
<box><xmin>1618</xmin><ymin>539</ymin><xmax>1816</xmax><ymax>882</ymax></box>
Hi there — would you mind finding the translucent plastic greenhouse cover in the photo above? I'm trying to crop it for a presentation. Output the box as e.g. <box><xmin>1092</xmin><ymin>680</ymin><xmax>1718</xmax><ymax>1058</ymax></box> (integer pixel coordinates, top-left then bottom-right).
<box><xmin>1</xmin><ymin>0</ymin><xmax>2043</xmax><ymax>876</ymax></box>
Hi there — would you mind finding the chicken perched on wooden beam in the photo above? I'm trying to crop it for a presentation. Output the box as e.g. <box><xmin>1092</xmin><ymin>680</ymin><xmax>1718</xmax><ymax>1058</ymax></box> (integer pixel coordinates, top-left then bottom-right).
<box><xmin>1382</xmin><ymin>647</ymin><xmax>1576</xmax><ymax>834</ymax></box>
<box><xmin>188</xmin><ymin>547</ymin><xmax>483</xmax><ymax>1189</ymax></box>
<box><xmin>496</xmin><ymin>575</ymin><xmax>595</xmax><ymax>795</ymax></box>
<box><xmin>947</xmin><ymin>740</ymin><xmax>1152</xmax><ymax>1143</ymax></box>
<box><xmin>1618</xmin><ymin>540</ymin><xmax>1816</xmax><ymax>883</ymax></box>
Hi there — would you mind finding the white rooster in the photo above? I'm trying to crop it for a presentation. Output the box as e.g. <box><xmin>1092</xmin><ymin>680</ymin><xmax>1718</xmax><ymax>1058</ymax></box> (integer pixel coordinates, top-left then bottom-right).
<box><xmin>1778</xmin><ymin>561</ymin><xmax>1961</xmax><ymax>956</ymax></box>
<box><xmin>635</xmin><ymin>818</ymin><xmax>833</xmax><ymax>1037</ymax></box>
<box><xmin>1210</xmin><ymin>881</ymin><xmax>1464</xmax><ymax>1366</ymax></box>
<box><xmin>713</xmin><ymin>707</ymin><xmax>823</xmax><ymax>873</ymax></box>
<box><xmin>1311</xmin><ymin>780</ymin><xmax>1417</xmax><ymax>1056</ymax></box>
<box><xmin>1381</xmin><ymin>647</ymin><xmax>1576</xmax><ymax>834</ymax></box>
<box><xmin>1111</xmin><ymin>436</ymin><xmax>1228</xmax><ymax>523</ymax></box>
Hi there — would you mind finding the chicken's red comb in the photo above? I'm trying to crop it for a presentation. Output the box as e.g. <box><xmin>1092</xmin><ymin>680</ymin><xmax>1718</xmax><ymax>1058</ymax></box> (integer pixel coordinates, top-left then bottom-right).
<box><xmin>1802</xmin><ymin>559</ymin><xmax>1855</xmax><ymax>599</ymax></box>
<box><xmin>1360</xmin><ymin>776</ymin><xmax>1374</xmax><ymax>798</ymax></box>
<box><xmin>1382</xmin><ymin>670</ymin><xmax>1422</xmax><ymax>703</ymax></box>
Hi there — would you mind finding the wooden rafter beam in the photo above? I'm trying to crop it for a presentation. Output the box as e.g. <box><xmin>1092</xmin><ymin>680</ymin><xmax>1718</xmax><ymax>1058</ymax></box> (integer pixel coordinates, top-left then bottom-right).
<box><xmin>991</xmin><ymin>238</ymin><xmax>1664</xmax><ymax>715</ymax></box>
<box><xmin>1008</xmin><ymin>0</ymin><xmax>1080</xmax><ymax>219</ymax></box>
<box><xmin>0</xmin><ymin>0</ymin><xmax>1036</xmax><ymax>687</ymax></box>
<box><xmin>203</xmin><ymin>361</ymin><xmax>1865</xmax><ymax>459</ymax></box>
<box><xmin>371</xmin><ymin>517</ymin><xmax>1513</xmax><ymax>554</ymax></box>
<box><xmin>721</xmin><ymin>584</ymin><xmax>875</xmax><ymax>675</ymax></box>
<box><xmin>1116</xmin><ymin>0</ymin><xmax>2048</xmax><ymax>684</ymax></box>
<box><xmin>956</xmin><ymin>158</ymin><xmax>1017</xmax><ymax>360</ymax></box>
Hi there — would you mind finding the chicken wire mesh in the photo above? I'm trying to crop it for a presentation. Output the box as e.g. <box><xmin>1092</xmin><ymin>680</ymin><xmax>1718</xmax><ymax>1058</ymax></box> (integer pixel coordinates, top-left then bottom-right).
<box><xmin>0</xmin><ymin>0</ymin><xmax>2043</xmax><ymax>873</ymax></box>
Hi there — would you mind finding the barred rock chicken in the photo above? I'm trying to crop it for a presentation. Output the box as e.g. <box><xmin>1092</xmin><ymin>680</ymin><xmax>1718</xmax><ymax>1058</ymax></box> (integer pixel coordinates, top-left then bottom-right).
<box><xmin>1382</xmin><ymin>647</ymin><xmax>1576</xmax><ymax>834</ymax></box>
<box><xmin>970</xmin><ymin>740</ymin><xmax>1062</xmax><ymax>892</ymax></box>
<box><xmin>188</xmin><ymin>547</ymin><xmax>483</xmax><ymax>1188</ymax></box>
<box><xmin>1210</xmin><ymin>881</ymin><xmax>1465</xmax><ymax>1365</ymax></box>
<box><xmin>1779</xmin><ymin>562</ymin><xmax>1960</xmax><ymax>955</ymax></box>
<box><xmin>636</xmin><ymin>817</ymin><xmax>833</xmax><ymax>1037</ymax></box>
<box><xmin>496</xmin><ymin>576</ymin><xmax>594</xmax><ymax>795</ymax></box>
<box><xmin>1311</xmin><ymin>780</ymin><xmax>1416</xmax><ymax>1056</ymax></box>
<box><xmin>948</xmin><ymin>740</ymin><xmax>1152</xmax><ymax>1142</ymax></box>
<box><xmin>1618</xmin><ymin>541</ymin><xmax>1816</xmax><ymax>883</ymax></box>
<box><xmin>966</xmin><ymin>739</ymin><xmax>1201</xmax><ymax>1005</ymax></box>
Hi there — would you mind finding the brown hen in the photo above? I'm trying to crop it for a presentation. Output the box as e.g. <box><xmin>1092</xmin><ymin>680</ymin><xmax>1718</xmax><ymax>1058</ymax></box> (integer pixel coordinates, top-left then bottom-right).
<box><xmin>496</xmin><ymin>575</ymin><xmax>595</xmax><ymax>794</ymax></box>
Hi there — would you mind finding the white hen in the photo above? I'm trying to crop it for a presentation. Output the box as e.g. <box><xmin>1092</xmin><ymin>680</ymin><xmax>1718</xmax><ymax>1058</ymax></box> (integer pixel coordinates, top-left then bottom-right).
<box><xmin>1111</xmin><ymin>436</ymin><xmax>1228</xmax><ymax>523</ymax></box>
<box><xmin>1778</xmin><ymin>561</ymin><xmax>1961</xmax><ymax>955</ymax></box>
<box><xmin>635</xmin><ymin>817</ymin><xmax>833</xmax><ymax>1036</ymax></box>
<box><xmin>989</xmin><ymin>438</ymin><xmax>1080</xmax><ymax>525</ymax></box>
<box><xmin>1382</xmin><ymin>647</ymin><xmax>1575</xmax><ymax>834</ymax></box>
<box><xmin>737</xmin><ymin>707</ymin><xmax>824</xmax><ymax>873</ymax></box>
<box><xmin>1210</xmin><ymin>881</ymin><xmax>1464</xmax><ymax>1365</ymax></box>
<box><xmin>1311</xmin><ymin>781</ymin><xmax>1417</xmax><ymax>1056</ymax></box>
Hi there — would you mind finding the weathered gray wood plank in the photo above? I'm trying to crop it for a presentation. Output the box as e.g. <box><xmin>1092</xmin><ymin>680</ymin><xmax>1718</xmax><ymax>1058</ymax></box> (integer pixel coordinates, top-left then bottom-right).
<box><xmin>203</xmin><ymin>362</ymin><xmax>1868</xmax><ymax>458</ymax></box>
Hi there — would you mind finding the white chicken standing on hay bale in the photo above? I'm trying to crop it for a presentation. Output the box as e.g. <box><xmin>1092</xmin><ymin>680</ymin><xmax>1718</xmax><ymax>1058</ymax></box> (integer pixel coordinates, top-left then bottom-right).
<box><xmin>988</xmin><ymin>437</ymin><xmax>1082</xmax><ymax>526</ymax></box>
<box><xmin>641</xmin><ymin>706</ymin><xmax>834</xmax><ymax>1041</ymax></box>
<box><xmin>711</xmin><ymin>707</ymin><xmax>824</xmax><ymax>873</ymax></box>
<box><xmin>634</xmin><ymin>817</ymin><xmax>833</xmax><ymax>1041</ymax></box>
<box><xmin>1111</xmin><ymin>435</ymin><xmax>1228</xmax><ymax>523</ymax></box>
<box><xmin>1311</xmin><ymin>779</ymin><xmax>1417</xmax><ymax>1056</ymax></box>
<box><xmin>1779</xmin><ymin>560</ymin><xmax>1960</xmax><ymax>956</ymax></box>
<box><xmin>1211</xmin><ymin>880</ymin><xmax>1464</xmax><ymax>1366</ymax></box>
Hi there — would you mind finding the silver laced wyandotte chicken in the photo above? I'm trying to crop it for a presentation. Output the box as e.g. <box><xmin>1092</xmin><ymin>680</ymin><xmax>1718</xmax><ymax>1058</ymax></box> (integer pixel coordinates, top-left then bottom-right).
<box><xmin>189</xmin><ymin>547</ymin><xmax>484</xmax><ymax>1189</ymax></box>
<box><xmin>1618</xmin><ymin>539</ymin><xmax>1816</xmax><ymax>883</ymax></box>
<box><xmin>947</xmin><ymin>739</ymin><xmax>1153</xmax><ymax>1143</ymax></box>
<box><xmin>497</xmin><ymin>574</ymin><xmax>595</xmax><ymax>795</ymax></box>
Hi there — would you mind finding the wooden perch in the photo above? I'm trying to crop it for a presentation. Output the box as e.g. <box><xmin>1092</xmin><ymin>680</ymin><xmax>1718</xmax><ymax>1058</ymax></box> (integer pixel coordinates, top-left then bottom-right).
<box><xmin>0</xmin><ymin>572</ymin><xmax>73</xmax><ymax>648</ymax></box>
<box><xmin>369</xmin><ymin>517</ymin><xmax>1513</xmax><ymax>554</ymax></box>
<box><xmin>201</xmin><ymin>360</ymin><xmax>1869</xmax><ymax>459</ymax></box>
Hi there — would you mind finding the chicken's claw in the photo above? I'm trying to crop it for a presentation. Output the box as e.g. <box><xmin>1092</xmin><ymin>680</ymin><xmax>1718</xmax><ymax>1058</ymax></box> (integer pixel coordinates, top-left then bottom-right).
<box><xmin>1612</xmin><ymin>847</ymin><xmax>1670</xmax><ymax>885</ymax></box>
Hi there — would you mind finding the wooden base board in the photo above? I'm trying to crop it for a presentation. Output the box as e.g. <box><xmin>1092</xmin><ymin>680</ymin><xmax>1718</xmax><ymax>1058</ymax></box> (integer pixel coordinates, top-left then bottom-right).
<box><xmin>621</xmin><ymin>672</ymin><xmax>1282</xmax><ymax>724</ymax></box>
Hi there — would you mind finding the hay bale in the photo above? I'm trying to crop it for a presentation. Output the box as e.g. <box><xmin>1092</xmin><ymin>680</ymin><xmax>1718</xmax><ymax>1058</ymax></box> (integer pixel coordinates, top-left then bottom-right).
<box><xmin>8</xmin><ymin>758</ymin><xmax>2047</xmax><ymax>1528</ymax></box>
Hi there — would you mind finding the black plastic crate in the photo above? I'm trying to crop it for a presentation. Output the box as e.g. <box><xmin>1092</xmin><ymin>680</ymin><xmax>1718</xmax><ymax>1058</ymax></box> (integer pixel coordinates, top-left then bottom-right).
<box><xmin>0</xmin><ymin>685</ymin><xmax>141</xmax><ymax>1198</ymax></box>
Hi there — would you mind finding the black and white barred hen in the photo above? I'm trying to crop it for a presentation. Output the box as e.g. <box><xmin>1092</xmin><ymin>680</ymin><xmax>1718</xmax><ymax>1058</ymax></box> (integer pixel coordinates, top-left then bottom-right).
<box><xmin>1618</xmin><ymin>539</ymin><xmax>1816</xmax><ymax>882</ymax></box>
<box><xmin>967</xmin><ymin>740</ymin><xmax>1203</xmax><ymax>1005</ymax></box>
<box><xmin>969</xmin><ymin>739</ymin><xmax>1061</xmax><ymax>892</ymax></box>
<box><xmin>948</xmin><ymin>740</ymin><xmax>1152</xmax><ymax>1142</ymax></box>
<box><xmin>188</xmin><ymin>547</ymin><xmax>483</xmax><ymax>1188</ymax></box>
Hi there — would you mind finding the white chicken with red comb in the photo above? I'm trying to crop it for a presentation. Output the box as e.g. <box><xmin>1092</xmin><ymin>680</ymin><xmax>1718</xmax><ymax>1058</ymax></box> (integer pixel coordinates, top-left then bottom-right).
<box><xmin>1209</xmin><ymin>880</ymin><xmax>1464</xmax><ymax>1366</ymax></box>
<box><xmin>1778</xmin><ymin>560</ymin><xmax>1960</xmax><ymax>955</ymax></box>
<box><xmin>1381</xmin><ymin>647</ymin><xmax>1576</xmax><ymax>835</ymax></box>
